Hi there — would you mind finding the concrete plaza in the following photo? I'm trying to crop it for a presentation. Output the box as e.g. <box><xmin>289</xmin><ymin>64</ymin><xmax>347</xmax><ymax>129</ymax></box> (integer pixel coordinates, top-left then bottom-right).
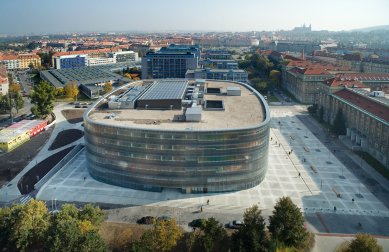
<box><xmin>36</xmin><ymin>106</ymin><xmax>389</xmax><ymax>224</ymax></box>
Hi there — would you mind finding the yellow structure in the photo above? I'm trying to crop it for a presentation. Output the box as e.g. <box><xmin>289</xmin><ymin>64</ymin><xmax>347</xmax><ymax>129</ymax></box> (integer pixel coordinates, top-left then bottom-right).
<box><xmin>0</xmin><ymin>128</ymin><xmax>30</xmax><ymax>152</ymax></box>
<box><xmin>18</xmin><ymin>54</ymin><xmax>41</xmax><ymax>69</ymax></box>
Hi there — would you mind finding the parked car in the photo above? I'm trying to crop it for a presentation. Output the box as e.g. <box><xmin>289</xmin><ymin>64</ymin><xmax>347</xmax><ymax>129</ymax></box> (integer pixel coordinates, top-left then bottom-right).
<box><xmin>137</xmin><ymin>216</ymin><xmax>155</xmax><ymax>225</ymax></box>
<box><xmin>227</xmin><ymin>220</ymin><xmax>243</xmax><ymax>229</ymax></box>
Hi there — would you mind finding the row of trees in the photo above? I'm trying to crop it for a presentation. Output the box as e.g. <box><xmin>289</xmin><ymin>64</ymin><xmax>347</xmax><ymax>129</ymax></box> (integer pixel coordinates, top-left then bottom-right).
<box><xmin>0</xmin><ymin>83</ymin><xmax>24</xmax><ymax>116</ymax></box>
<box><xmin>0</xmin><ymin>198</ymin><xmax>383</xmax><ymax>252</ymax></box>
<box><xmin>0</xmin><ymin>200</ymin><xmax>106</xmax><ymax>252</ymax></box>
<box><xmin>29</xmin><ymin>80</ymin><xmax>113</xmax><ymax>119</ymax></box>
<box><xmin>238</xmin><ymin>52</ymin><xmax>282</xmax><ymax>93</ymax></box>
<box><xmin>55</xmin><ymin>81</ymin><xmax>113</xmax><ymax>99</ymax></box>
<box><xmin>130</xmin><ymin>197</ymin><xmax>313</xmax><ymax>252</ymax></box>
<box><xmin>308</xmin><ymin>105</ymin><xmax>347</xmax><ymax>135</ymax></box>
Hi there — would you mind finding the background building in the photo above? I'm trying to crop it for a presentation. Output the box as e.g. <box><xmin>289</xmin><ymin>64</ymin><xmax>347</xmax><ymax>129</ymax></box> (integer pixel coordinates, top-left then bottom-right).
<box><xmin>317</xmin><ymin>87</ymin><xmax>389</xmax><ymax>169</ymax></box>
<box><xmin>141</xmin><ymin>44</ymin><xmax>200</xmax><ymax>79</ymax></box>
<box><xmin>51</xmin><ymin>49</ymin><xmax>138</xmax><ymax>69</ymax></box>
<box><xmin>0</xmin><ymin>64</ymin><xmax>9</xmax><ymax>95</ymax></box>
<box><xmin>40</xmin><ymin>63</ymin><xmax>134</xmax><ymax>98</ymax></box>
<box><xmin>84</xmin><ymin>79</ymin><xmax>270</xmax><ymax>193</ymax></box>
<box><xmin>0</xmin><ymin>53</ymin><xmax>41</xmax><ymax>70</ymax></box>
<box><xmin>186</xmin><ymin>68</ymin><xmax>248</xmax><ymax>82</ymax></box>
<box><xmin>54</xmin><ymin>54</ymin><xmax>87</xmax><ymax>69</ymax></box>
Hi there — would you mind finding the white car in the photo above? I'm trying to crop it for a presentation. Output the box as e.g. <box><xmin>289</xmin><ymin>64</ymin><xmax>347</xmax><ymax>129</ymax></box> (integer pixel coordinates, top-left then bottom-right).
<box><xmin>228</xmin><ymin>220</ymin><xmax>243</xmax><ymax>229</ymax></box>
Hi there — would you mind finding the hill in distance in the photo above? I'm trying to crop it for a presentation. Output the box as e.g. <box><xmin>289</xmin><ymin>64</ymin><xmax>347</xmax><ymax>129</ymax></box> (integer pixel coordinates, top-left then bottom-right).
<box><xmin>351</xmin><ymin>25</ymin><xmax>389</xmax><ymax>32</ymax></box>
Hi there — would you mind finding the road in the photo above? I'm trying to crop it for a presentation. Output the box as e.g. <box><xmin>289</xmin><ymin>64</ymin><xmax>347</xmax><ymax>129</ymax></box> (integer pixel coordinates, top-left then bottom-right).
<box><xmin>17</xmin><ymin>71</ymin><xmax>33</xmax><ymax>95</ymax></box>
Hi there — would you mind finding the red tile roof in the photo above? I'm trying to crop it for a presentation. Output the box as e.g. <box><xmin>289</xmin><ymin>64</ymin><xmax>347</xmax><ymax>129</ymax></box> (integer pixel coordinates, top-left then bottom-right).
<box><xmin>323</xmin><ymin>77</ymin><xmax>366</xmax><ymax>88</ymax></box>
<box><xmin>286</xmin><ymin>60</ymin><xmax>350</xmax><ymax>71</ymax></box>
<box><xmin>334</xmin><ymin>89</ymin><xmax>389</xmax><ymax>122</ymax></box>
<box><xmin>336</xmin><ymin>73</ymin><xmax>389</xmax><ymax>82</ymax></box>
<box><xmin>0</xmin><ymin>53</ymin><xmax>40</xmax><ymax>60</ymax></box>
<box><xmin>290</xmin><ymin>67</ymin><xmax>331</xmax><ymax>75</ymax></box>
<box><xmin>0</xmin><ymin>54</ymin><xmax>18</xmax><ymax>60</ymax></box>
<box><xmin>53</xmin><ymin>48</ymin><xmax>120</xmax><ymax>57</ymax></box>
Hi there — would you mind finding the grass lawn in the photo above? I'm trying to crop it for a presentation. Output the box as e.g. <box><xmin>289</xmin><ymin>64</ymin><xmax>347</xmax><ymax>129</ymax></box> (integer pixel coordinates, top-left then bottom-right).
<box><xmin>356</xmin><ymin>151</ymin><xmax>389</xmax><ymax>181</ymax></box>
<box><xmin>267</xmin><ymin>94</ymin><xmax>279</xmax><ymax>102</ymax></box>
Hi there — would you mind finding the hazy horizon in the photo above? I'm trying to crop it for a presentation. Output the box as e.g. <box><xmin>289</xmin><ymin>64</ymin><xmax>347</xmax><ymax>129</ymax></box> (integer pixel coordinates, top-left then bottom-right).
<box><xmin>1</xmin><ymin>0</ymin><xmax>388</xmax><ymax>35</ymax></box>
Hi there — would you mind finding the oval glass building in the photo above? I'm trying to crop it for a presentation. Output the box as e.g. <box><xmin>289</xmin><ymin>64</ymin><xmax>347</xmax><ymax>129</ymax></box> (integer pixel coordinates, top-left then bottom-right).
<box><xmin>84</xmin><ymin>79</ymin><xmax>270</xmax><ymax>193</ymax></box>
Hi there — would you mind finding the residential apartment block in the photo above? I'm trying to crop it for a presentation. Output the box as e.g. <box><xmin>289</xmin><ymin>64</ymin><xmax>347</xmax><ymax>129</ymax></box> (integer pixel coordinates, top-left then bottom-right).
<box><xmin>0</xmin><ymin>53</ymin><xmax>41</xmax><ymax>70</ymax></box>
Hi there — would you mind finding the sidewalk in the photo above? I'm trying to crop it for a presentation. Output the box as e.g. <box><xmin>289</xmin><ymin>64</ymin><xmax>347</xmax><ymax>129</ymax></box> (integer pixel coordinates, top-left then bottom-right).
<box><xmin>0</xmin><ymin>103</ymin><xmax>84</xmax><ymax>202</ymax></box>
<box><xmin>337</xmin><ymin>136</ymin><xmax>389</xmax><ymax>192</ymax></box>
<box><xmin>313</xmin><ymin>233</ymin><xmax>389</xmax><ymax>252</ymax></box>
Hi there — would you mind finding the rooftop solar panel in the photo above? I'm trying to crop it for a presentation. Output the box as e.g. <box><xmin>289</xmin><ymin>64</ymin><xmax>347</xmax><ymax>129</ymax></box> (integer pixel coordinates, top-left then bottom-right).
<box><xmin>138</xmin><ymin>80</ymin><xmax>188</xmax><ymax>101</ymax></box>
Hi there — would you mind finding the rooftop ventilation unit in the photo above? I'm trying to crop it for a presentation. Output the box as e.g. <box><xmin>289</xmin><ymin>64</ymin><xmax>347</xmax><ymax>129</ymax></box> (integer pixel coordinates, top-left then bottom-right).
<box><xmin>185</xmin><ymin>106</ymin><xmax>202</xmax><ymax>122</ymax></box>
<box><xmin>227</xmin><ymin>86</ymin><xmax>241</xmax><ymax>96</ymax></box>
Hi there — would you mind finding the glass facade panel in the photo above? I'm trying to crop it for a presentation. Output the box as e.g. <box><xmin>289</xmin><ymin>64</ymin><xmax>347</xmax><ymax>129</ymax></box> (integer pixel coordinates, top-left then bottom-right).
<box><xmin>84</xmin><ymin>118</ymin><xmax>270</xmax><ymax>193</ymax></box>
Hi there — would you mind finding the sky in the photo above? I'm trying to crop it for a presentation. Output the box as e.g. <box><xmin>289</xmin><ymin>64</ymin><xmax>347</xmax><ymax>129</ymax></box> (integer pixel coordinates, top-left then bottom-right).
<box><xmin>1</xmin><ymin>0</ymin><xmax>388</xmax><ymax>34</ymax></box>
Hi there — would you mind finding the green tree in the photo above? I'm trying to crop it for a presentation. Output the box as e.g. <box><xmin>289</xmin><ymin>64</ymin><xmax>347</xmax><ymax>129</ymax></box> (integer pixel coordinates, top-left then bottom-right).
<box><xmin>269</xmin><ymin>70</ymin><xmax>281</xmax><ymax>86</ymax></box>
<box><xmin>30</xmin><ymin>80</ymin><xmax>56</xmax><ymax>118</ymax></box>
<box><xmin>133</xmin><ymin>219</ymin><xmax>182</xmax><ymax>252</ymax></box>
<box><xmin>0</xmin><ymin>94</ymin><xmax>8</xmax><ymax>113</ymax></box>
<box><xmin>268</xmin><ymin>197</ymin><xmax>309</xmax><ymax>249</ymax></box>
<box><xmin>307</xmin><ymin>104</ymin><xmax>318</xmax><ymax>115</ymax></box>
<box><xmin>103</xmin><ymin>82</ymin><xmax>113</xmax><ymax>94</ymax></box>
<box><xmin>55</xmin><ymin>87</ymin><xmax>65</xmax><ymax>97</ymax></box>
<box><xmin>64</xmin><ymin>81</ymin><xmax>79</xmax><ymax>100</ymax></box>
<box><xmin>337</xmin><ymin>233</ymin><xmax>383</xmax><ymax>252</ymax></box>
<box><xmin>9</xmin><ymin>83</ymin><xmax>22</xmax><ymax>93</ymax></box>
<box><xmin>332</xmin><ymin>108</ymin><xmax>347</xmax><ymax>135</ymax></box>
<box><xmin>0</xmin><ymin>204</ymin><xmax>23</xmax><ymax>250</ymax></box>
<box><xmin>318</xmin><ymin>106</ymin><xmax>324</xmax><ymax>123</ymax></box>
<box><xmin>0</xmin><ymin>90</ymin><xmax>24</xmax><ymax>117</ymax></box>
<box><xmin>198</xmin><ymin>217</ymin><xmax>228</xmax><ymax>252</ymax></box>
<box><xmin>47</xmin><ymin>204</ymin><xmax>107</xmax><ymax>252</ymax></box>
<box><xmin>232</xmin><ymin>204</ymin><xmax>269</xmax><ymax>252</ymax></box>
<box><xmin>13</xmin><ymin>92</ymin><xmax>24</xmax><ymax>114</ymax></box>
<box><xmin>78</xmin><ymin>204</ymin><xmax>105</xmax><ymax>227</ymax></box>
<box><xmin>11</xmin><ymin>200</ymin><xmax>51</xmax><ymax>251</ymax></box>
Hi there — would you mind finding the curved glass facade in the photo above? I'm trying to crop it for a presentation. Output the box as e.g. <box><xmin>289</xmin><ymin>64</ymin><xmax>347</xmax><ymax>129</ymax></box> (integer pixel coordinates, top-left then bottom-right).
<box><xmin>84</xmin><ymin>81</ymin><xmax>270</xmax><ymax>193</ymax></box>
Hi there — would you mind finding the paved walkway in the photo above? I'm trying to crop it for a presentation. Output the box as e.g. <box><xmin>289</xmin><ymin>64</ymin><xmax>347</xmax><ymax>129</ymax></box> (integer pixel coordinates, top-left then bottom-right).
<box><xmin>0</xmin><ymin>103</ymin><xmax>84</xmax><ymax>202</ymax></box>
<box><xmin>313</xmin><ymin>234</ymin><xmax>389</xmax><ymax>252</ymax></box>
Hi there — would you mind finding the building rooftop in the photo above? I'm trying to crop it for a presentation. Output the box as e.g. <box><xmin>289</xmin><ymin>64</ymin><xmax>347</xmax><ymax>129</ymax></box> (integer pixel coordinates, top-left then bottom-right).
<box><xmin>88</xmin><ymin>80</ymin><xmax>265</xmax><ymax>131</ymax></box>
<box><xmin>323</xmin><ymin>77</ymin><xmax>367</xmax><ymax>88</ymax></box>
<box><xmin>53</xmin><ymin>48</ymin><xmax>120</xmax><ymax>57</ymax></box>
<box><xmin>41</xmin><ymin>62</ymin><xmax>135</xmax><ymax>88</ymax></box>
<box><xmin>333</xmin><ymin>88</ymin><xmax>389</xmax><ymax>122</ymax></box>
<box><xmin>336</xmin><ymin>73</ymin><xmax>389</xmax><ymax>82</ymax></box>
<box><xmin>138</xmin><ymin>80</ymin><xmax>188</xmax><ymax>101</ymax></box>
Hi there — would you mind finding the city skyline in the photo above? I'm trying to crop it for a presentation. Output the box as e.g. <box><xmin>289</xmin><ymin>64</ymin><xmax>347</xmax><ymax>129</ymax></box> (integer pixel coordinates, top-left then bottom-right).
<box><xmin>1</xmin><ymin>0</ymin><xmax>389</xmax><ymax>34</ymax></box>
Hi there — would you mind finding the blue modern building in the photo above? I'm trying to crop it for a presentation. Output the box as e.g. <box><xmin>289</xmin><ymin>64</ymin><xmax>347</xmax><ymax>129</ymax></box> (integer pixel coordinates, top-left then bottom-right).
<box><xmin>141</xmin><ymin>44</ymin><xmax>200</xmax><ymax>79</ymax></box>
<box><xmin>53</xmin><ymin>54</ymin><xmax>87</xmax><ymax>69</ymax></box>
